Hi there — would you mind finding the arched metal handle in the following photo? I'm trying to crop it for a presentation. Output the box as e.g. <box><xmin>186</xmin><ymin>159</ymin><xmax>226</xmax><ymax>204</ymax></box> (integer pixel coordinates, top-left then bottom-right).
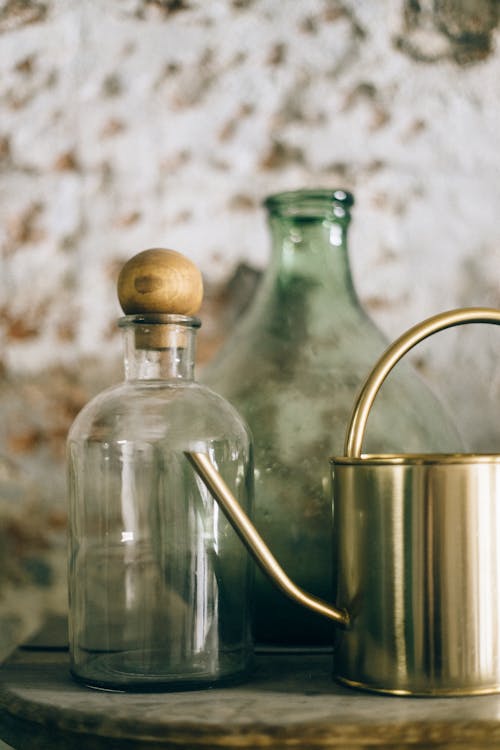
<box><xmin>344</xmin><ymin>307</ymin><xmax>500</xmax><ymax>458</ymax></box>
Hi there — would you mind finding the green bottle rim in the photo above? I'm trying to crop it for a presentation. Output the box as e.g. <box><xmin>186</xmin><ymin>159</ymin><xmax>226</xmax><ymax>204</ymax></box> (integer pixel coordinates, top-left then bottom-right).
<box><xmin>263</xmin><ymin>188</ymin><xmax>354</xmax><ymax>218</ymax></box>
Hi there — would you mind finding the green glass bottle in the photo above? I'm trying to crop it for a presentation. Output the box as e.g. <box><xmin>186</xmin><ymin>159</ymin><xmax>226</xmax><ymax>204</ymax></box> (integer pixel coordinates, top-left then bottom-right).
<box><xmin>202</xmin><ymin>189</ymin><xmax>461</xmax><ymax>646</ymax></box>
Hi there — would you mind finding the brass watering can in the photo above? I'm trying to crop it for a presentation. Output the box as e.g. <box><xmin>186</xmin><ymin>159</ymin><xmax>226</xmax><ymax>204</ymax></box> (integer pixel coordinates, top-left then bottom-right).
<box><xmin>187</xmin><ymin>307</ymin><xmax>500</xmax><ymax>696</ymax></box>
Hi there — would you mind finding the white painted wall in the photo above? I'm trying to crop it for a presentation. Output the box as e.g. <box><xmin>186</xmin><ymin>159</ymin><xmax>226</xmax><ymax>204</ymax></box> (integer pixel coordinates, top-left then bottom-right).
<box><xmin>1</xmin><ymin>0</ymin><xmax>500</xmax><ymax>644</ymax></box>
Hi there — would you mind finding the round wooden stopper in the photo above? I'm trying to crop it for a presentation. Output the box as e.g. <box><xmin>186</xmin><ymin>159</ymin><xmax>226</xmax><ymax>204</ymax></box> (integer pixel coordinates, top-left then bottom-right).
<box><xmin>117</xmin><ymin>248</ymin><xmax>203</xmax><ymax>316</ymax></box>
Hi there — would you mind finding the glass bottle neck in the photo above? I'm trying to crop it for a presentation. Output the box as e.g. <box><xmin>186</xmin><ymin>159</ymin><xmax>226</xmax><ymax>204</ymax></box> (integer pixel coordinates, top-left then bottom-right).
<box><xmin>267</xmin><ymin>212</ymin><xmax>354</xmax><ymax>294</ymax></box>
<box><xmin>119</xmin><ymin>315</ymin><xmax>199</xmax><ymax>382</ymax></box>
<box><xmin>221</xmin><ymin>190</ymin><xmax>358</xmax><ymax>341</ymax></box>
<box><xmin>261</xmin><ymin>190</ymin><xmax>356</xmax><ymax>301</ymax></box>
<box><xmin>249</xmin><ymin>201</ymin><xmax>359</xmax><ymax>341</ymax></box>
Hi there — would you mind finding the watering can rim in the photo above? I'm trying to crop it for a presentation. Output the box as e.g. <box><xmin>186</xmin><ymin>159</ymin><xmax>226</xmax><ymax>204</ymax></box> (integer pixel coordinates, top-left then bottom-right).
<box><xmin>331</xmin><ymin>452</ymin><xmax>500</xmax><ymax>466</ymax></box>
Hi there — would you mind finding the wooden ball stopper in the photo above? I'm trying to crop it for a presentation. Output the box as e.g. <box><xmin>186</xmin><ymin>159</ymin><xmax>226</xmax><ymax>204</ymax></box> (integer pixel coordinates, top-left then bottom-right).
<box><xmin>117</xmin><ymin>248</ymin><xmax>203</xmax><ymax>350</ymax></box>
<box><xmin>117</xmin><ymin>248</ymin><xmax>203</xmax><ymax>316</ymax></box>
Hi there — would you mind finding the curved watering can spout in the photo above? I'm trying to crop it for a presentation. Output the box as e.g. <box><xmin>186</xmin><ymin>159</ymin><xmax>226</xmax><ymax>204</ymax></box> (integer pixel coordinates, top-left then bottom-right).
<box><xmin>185</xmin><ymin>451</ymin><xmax>350</xmax><ymax>628</ymax></box>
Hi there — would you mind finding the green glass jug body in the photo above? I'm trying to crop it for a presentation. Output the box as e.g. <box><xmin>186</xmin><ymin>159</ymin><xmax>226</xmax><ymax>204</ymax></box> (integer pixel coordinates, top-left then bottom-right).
<box><xmin>202</xmin><ymin>189</ymin><xmax>461</xmax><ymax>646</ymax></box>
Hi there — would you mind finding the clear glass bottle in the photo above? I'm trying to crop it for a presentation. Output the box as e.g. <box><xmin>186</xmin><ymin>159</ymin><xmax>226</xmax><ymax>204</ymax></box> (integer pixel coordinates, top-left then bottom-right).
<box><xmin>202</xmin><ymin>188</ymin><xmax>462</xmax><ymax>646</ymax></box>
<box><xmin>67</xmin><ymin>312</ymin><xmax>254</xmax><ymax>690</ymax></box>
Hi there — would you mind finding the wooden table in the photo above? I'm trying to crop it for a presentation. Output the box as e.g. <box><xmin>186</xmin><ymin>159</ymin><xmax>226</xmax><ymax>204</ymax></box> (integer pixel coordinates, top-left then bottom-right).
<box><xmin>2</xmin><ymin>620</ymin><xmax>500</xmax><ymax>749</ymax></box>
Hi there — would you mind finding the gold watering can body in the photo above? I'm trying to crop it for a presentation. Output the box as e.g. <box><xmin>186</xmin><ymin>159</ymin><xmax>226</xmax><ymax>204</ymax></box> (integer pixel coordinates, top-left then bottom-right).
<box><xmin>187</xmin><ymin>307</ymin><xmax>500</xmax><ymax>696</ymax></box>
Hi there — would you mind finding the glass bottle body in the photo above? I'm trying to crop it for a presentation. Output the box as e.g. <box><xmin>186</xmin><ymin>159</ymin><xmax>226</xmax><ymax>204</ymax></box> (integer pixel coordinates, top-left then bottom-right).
<box><xmin>67</xmin><ymin>316</ymin><xmax>253</xmax><ymax>690</ymax></box>
<box><xmin>202</xmin><ymin>190</ymin><xmax>461</xmax><ymax>646</ymax></box>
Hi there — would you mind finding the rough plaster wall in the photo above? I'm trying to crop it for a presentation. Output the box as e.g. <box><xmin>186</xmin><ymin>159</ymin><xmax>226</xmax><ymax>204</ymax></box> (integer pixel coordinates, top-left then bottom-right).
<box><xmin>1</xmin><ymin>0</ymin><xmax>500</xmax><ymax>648</ymax></box>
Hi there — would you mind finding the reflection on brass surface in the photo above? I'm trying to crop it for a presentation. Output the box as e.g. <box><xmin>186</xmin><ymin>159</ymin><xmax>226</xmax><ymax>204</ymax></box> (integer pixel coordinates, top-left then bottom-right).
<box><xmin>336</xmin><ymin>675</ymin><xmax>500</xmax><ymax>697</ymax></box>
<box><xmin>331</xmin><ymin>457</ymin><xmax>500</xmax><ymax>695</ymax></box>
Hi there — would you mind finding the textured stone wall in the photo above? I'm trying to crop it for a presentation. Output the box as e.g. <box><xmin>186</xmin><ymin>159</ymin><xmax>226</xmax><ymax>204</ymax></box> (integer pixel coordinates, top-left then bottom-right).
<box><xmin>1</xmin><ymin>0</ymin><xmax>500</xmax><ymax>650</ymax></box>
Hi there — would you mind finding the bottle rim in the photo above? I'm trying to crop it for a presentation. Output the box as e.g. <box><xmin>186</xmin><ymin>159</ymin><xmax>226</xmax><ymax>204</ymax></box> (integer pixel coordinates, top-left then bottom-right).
<box><xmin>263</xmin><ymin>188</ymin><xmax>354</xmax><ymax>218</ymax></box>
<box><xmin>118</xmin><ymin>314</ymin><xmax>201</xmax><ymax>329</ymax></box>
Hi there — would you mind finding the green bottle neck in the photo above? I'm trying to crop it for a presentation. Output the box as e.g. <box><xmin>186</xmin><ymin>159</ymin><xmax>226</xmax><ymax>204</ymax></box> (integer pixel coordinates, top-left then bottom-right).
<box><xmin>252</xmin><ymin>211</ymin><xmax>360</xmax><ymax>337</ymax></box>
<box><xmin>269</xmin><ymin>213</ymin><xmax>354</xmax><ymax>290</ymax></box>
